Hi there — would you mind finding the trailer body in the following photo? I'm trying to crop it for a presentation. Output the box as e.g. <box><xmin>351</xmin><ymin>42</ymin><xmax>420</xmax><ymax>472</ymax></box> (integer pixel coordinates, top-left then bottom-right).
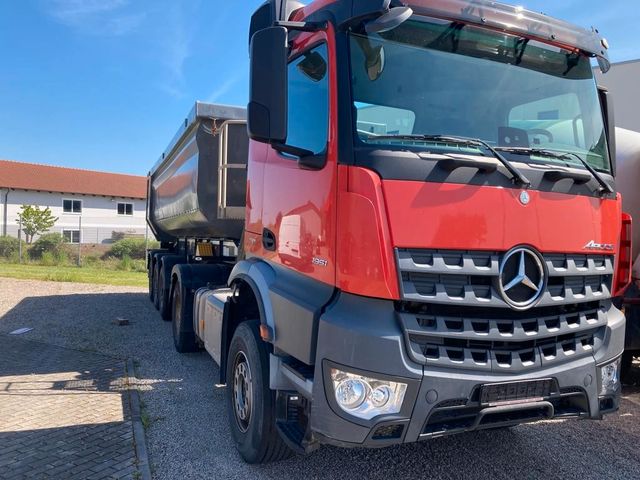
<box><xmin>147</xmin><ymin>102</ymin><xmax>248</xmax><ymax>243</ymax></box>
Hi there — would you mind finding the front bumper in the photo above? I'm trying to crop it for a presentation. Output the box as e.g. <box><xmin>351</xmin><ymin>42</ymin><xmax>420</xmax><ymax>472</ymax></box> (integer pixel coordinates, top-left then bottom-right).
<box><xmin>310</xmin><ymin>292</ymin><xmax>625</xmax><ymax>447</ymax></box>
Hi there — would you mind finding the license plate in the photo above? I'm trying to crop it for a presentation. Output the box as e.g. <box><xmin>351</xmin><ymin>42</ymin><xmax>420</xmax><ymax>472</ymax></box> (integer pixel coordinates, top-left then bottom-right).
<box><xmin>480</xmin><ymin>379</ymin><xmax>553</xmax><ymax>407</ymax></box>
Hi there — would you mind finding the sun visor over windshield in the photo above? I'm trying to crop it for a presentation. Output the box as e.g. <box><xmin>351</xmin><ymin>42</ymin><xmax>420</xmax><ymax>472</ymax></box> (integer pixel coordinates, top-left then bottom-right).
<box><xmin>405</xmin><ymin>0</ymin><xmax>611</xmax><ymax>72</ymax></box>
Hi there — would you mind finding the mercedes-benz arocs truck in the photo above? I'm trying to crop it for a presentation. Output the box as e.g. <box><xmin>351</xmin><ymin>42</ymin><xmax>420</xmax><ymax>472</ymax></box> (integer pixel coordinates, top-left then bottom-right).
<box><xmin>147</xmin><ymin>0</ymin><xmax>632</xmax><ymax>463</ymax></box>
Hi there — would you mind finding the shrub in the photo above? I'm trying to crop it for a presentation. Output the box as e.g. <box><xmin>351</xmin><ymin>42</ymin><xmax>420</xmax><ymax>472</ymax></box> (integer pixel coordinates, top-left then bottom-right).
<box><xmin>40</xmin><ymin>251</ymin><xmax>56</xmax><ymax>266</ymax></box>
<box><xmin>30</xmin><ymin>233</ymin><xmax>65</xmax><ymax>259</ymax></box>
<box><xmin>116</xmin><ymin>255</ymin><xmax>133</xmax><ymax>271</ymax></box>
<box><xmin>0</xmin><ymin>236</ymin><xmax>24</xmax><ymax>259</ymax></box>
<box><xmin>109</xmin><ymin>238</ymin><xmax>148</xmax><ymax>259</ymax></box>
<box><xmin>83</xmin><ymin>255</ymin><xmax>99</xmax><ymax>266</ymax></box>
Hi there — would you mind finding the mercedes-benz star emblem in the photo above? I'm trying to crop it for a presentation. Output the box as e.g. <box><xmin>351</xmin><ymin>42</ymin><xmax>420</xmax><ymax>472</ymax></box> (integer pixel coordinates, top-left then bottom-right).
<box><xmin>498</xmin><ymin>247</ymin><xmax>546</xmax><ymax>310</ymax></box>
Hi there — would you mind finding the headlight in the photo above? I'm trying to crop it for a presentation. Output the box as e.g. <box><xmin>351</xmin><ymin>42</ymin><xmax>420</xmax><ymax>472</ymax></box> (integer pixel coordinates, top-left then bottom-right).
<box><xmin>330</xmin><ymin>368</ymin><xmax>407</xmax><ymax>420</ymax></box>
<box><xmin>599</xmin><ymin>357</ymin><xmax>622</xmax><ymax>396</ymax></box>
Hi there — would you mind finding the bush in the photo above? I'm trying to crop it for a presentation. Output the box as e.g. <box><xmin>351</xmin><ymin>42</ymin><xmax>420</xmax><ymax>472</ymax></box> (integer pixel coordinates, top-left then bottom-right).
<box><xmin>116</xmin><ymin>255</ymin><xmax>133</xmax><ymax>271</ymax></box>
<box><xmin>40</xmin><ymin>251</ymin><xmax>56</xmax><ymax>266</ymax></box>
<box><xmin>109</xmin><ymin>238</ymin><xmax>149</xmax><ymax>259</ymax></box>
<box><xmin>30</xmin><ymin>233</ymin><xmax>65</xmax><ymax>259</ymax></box>
<box><xmin>0</xmin><ymin>236</ymin><xmax>24</xmax><ymax>259</ymax></box>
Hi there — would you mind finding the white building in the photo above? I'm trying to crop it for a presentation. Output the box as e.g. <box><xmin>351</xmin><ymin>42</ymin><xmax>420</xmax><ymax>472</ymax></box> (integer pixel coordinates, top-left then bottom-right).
<box><xmin>0</xmin><ymin>159</ymin><xmax>147</xmax><ymax>244</ymax></box>
<box><xmin>595</xmin><ymin>59</ymin><xmax>640</xmax><ymax>132</ymax></box>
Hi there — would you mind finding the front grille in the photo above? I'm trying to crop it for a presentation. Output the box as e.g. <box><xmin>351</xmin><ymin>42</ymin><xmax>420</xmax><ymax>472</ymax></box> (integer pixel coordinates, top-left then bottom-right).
<box><xmin>399</xmin><ymin>304</ymin><xmax>606</xmax><ymax>372</ymax></box>
<box><xmin>397</xmin><ymin>249</ymin><xmax>613</xmax><ymax>307</ymax></box>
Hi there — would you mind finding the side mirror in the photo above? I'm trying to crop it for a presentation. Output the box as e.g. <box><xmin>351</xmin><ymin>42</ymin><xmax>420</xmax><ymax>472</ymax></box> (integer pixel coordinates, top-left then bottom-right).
<box><xmin>598</xmin><ymin>85</ymin><xmax>616</xmax><ymax>176</ymax></box>
<box><xmin>248</xmin><ymin>27</ymin><xmax>288</xmax><ymax>144</ymax></box>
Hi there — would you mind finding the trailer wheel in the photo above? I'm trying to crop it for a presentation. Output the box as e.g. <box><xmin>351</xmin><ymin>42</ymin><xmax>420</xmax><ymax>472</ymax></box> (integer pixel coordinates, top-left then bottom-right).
<box><xmin>158</xmin><ymin>265</ymin><xmax>172</xmax><ymax>321</ymax></box>
<box><xmin>171</xmin><ymin>279</ymin><xmax>198</xmax><ymax>353</ymax></box>
<box><xmin>226</xmin><ymin>321</ymin><xmax>293</xmax><ymax>464</ymax></box>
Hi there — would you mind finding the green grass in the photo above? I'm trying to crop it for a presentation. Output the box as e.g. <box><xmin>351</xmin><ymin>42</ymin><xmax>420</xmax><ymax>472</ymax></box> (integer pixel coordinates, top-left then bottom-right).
<box><xmin>0</xmin><ymin>262</ymin><xmax>148</xmax><ymax>287</ymax></box>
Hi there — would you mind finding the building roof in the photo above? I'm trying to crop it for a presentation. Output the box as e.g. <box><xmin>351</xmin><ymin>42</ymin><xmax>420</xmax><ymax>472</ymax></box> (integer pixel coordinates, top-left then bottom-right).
<box><xmin>0</xmin><ymin>159</ymin><xmax>147</xmax><ymax>199</ymax></box>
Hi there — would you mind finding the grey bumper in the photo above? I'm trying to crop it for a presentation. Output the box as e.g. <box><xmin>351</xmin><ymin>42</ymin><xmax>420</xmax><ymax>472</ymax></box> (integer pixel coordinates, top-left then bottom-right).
<box><xmin>310</xmin><ymin>292</ymin><xmax>625</xmax><ymax>447</ymax></box>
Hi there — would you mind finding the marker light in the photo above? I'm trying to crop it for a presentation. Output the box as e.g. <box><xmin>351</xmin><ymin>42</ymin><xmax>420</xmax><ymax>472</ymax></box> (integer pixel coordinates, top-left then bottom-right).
<box><xmin>330</xmin><ymin>368</ymin><xmax>407</xmax><ymax>420</ymax></box>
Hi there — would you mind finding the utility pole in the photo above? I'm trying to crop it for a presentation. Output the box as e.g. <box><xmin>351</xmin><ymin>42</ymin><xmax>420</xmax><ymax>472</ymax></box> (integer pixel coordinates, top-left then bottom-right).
<box><xmin>17</xmin><ymin>215</ymin><xmax>22</xmax><ymax>263</ymax></box>
<box><xmin>77</xmin><ymin>216</ymin><xmax>82</xmax><ymax>266</ymax></box>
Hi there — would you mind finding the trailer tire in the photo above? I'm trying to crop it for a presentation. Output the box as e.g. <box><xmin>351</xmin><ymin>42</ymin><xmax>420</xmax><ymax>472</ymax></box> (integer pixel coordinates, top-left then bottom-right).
<box><xmin>226</xmin><ymin>321</ymin><xmax>293</xmax><ymax>464</ymax></box>
<box><xmin>158</xmin><ymin>265</ymin><xmax>172</xmax><ymax>321</ymax></box>
<box><xmin>148</xmin><ymin>267</ymin><xmax>154</xmax><ymax>301</ymax></box>
<box><xmin>171</xmin><ymin>278</ymin><xmax>198</xmax><ymax>353</ymax></box>
<box><xmin>152</xmin><ymin>262</ymin><xmax>161</xmax><ymax>310</ymax></box>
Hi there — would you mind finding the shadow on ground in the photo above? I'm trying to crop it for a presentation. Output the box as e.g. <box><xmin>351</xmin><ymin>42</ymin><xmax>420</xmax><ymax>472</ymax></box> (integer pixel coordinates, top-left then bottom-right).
<box><xmin>2</xmin><ymin>285</ymin><xmax>640</xmax><ymax>479</ymax></box>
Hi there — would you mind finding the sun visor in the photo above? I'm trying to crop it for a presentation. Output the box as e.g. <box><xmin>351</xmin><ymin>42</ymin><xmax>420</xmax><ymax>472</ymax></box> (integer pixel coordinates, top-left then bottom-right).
<box><xmin>406</xmin><ymin>0</ymin><xmax>611</xmax><ymax>72</ymax></box>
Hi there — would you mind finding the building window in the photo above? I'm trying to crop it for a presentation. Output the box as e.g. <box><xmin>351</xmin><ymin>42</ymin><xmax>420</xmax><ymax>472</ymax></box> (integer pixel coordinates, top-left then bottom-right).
<box><xmin>63</xmin><ymin>199</ymin><xmax>82</xmax><ymax>214</ymax></box>
<box><xmin>63</xmin><ymin>230</ymin><xmax>81</xmax><ymax>244</ymax></box>
<box><xmin>117</xmin><ymin>202</ymin><xmax>134</xmax><ymax>216</ymax></box>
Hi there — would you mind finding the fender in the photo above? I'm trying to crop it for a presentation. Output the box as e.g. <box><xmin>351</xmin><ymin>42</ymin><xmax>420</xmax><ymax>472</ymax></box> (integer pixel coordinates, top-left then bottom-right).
<box><xmin>229</xmin><ymin>258</ymin><xmax>335</xmax><ymax>365</ymax></box>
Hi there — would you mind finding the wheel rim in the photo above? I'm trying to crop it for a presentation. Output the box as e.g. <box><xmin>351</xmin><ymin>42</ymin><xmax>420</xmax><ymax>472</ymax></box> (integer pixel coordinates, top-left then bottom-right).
<box><xmin>232</xmin><ymin>351</ymin><xmax>252</xmax><ymax>433</ymax></box>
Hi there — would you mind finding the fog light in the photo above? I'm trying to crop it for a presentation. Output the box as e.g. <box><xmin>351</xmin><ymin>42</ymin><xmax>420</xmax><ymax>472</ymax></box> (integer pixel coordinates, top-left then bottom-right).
<box><xmin>599</xmin><ymin>357</ymin><xmax>621</xmax><ymax>396</ymax></box>
<box><xmin>330</xmin><ymin>368</ymin><xmax>407</xmax><ymax>420</ymax></box>
<box><xmin>371</xmin><ymin>386</ymin><xmax>391</xmax><ymax>408</ymax></box>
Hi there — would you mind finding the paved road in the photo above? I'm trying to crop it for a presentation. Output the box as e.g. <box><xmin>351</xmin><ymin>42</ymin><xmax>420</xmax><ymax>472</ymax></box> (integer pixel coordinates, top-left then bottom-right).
<box><xmin>0</xmin><ymin>336</ymin><xmax>139</xmax><ymax>479</ymax></box>
<box><xmin>1</xmin><ymin>278</ymin><xmax>640</xmax><ymax>479</ymax></box>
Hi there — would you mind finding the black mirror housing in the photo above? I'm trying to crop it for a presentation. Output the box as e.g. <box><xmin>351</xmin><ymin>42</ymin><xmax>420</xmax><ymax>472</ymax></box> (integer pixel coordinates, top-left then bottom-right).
<box><xmin>248</xmin><ymin>27</ymin><xmax>289</xmax><ymax>144</ymax></box>
<box><xmin>598</xmin><ymin>85</ymin><xmax>616</xmax><ymax>176</ymax></box>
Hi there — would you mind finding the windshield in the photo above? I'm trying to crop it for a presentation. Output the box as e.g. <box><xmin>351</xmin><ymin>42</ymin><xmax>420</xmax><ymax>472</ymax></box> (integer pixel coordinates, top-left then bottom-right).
<box><xmin>349</xmin><ymin>18</ymin><xmax>611</xmax><ymax>173</ymax></box>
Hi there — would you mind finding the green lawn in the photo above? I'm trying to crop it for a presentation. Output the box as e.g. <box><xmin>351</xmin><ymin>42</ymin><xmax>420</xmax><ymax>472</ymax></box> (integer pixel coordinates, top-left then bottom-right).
<box><xmin>0</xmin><ymin>263</ymin><xmax>148</xmax><ymax>287</ymax></box>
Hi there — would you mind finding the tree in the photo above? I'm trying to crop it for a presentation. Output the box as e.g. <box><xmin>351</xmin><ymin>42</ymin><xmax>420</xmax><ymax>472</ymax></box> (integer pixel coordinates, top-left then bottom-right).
<box><xmin>16</xmin><ymin>205</ymin><xmax>58</xmax><ymax>244</ymax></box>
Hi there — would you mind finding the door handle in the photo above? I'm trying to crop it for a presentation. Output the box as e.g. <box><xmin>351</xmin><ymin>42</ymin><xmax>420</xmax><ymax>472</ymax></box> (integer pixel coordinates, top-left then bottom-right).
<box><xmin>262</xmin><ymin>228</ymin><xmax>276</xmax><ymax>251</ymax></box>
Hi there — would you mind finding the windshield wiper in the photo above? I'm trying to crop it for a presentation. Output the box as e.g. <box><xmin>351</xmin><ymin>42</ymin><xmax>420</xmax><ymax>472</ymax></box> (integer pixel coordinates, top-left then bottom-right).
<box><xmin>494</xmin><ymin>147</ymin><xmax>614</xmax><ymax>195</ymax></box>
<box><xmin>366</xmin><ymin>134</ymin><xmax>531</xmax><ymax>186</ymax></box>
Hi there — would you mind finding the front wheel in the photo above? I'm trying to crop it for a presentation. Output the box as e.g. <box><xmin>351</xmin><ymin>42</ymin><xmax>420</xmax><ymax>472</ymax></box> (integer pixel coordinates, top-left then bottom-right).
<box><xmin>226</xmin><ymin>321</ymin><xmax>293</xmax><ymax>463</ymax></box>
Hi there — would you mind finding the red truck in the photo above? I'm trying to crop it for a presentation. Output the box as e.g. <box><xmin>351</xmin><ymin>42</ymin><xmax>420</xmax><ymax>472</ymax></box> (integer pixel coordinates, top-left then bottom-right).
<box><xmin>147</xmin><ymin>0</ymin><xmax>631</xmax><ymax>463</ymax></box>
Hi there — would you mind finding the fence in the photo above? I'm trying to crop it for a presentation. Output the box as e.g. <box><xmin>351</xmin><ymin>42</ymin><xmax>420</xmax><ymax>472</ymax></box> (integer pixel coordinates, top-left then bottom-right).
<box><xmin>4</xmin><ymin>225</ymin><xmax>149</xmax><ymax>245</ymax></box>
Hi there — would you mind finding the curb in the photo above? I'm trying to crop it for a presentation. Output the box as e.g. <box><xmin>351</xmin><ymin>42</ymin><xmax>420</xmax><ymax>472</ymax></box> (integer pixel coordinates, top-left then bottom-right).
<box><xmin>127</xmin><ymin>358</ymin><xmax>153</xmax><ymax>480</ymax></box>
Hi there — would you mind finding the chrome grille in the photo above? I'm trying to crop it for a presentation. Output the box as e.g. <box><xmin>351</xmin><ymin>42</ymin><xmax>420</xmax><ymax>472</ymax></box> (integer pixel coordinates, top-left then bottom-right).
<box><xmin>399</xmin><ymin>305</ymin><xmax>605</xmax><ymax>372</ymax></box>
<box><xmin>397</xmin><ymin>249</ymin><xmax>613</xmax><ymax>307</ymax></box>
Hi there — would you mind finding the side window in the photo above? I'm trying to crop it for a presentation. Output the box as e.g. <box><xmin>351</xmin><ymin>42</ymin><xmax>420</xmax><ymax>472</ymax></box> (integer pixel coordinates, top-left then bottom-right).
<box><xmin>63</xmin><ymin>199</ymin><xmax>82</xmax><ymax>214</ymax></box>
<box><xmin>286</xmin><ymin>44</ymin><xmax>329</xmax><ymax>155</ymax></box>
<box><xmin>117</xmin><ymin>202</ymin><xmax>133</xmax><ymax>216</ymax></box>
<box><xmin>508</xmin><ymin>93</ymin><xmax>584</xmax><ymax>148</ymax></box>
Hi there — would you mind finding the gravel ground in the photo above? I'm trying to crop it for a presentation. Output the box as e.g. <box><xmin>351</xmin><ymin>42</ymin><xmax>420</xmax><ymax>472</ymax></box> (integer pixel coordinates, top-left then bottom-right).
<box><xmin>2</xmin><ymin>277</ymin><xmax>640</xmax><ymax>480</ymax></box>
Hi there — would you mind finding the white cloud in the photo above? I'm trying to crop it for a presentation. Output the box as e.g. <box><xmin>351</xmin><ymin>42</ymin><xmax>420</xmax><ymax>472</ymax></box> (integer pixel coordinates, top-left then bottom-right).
<box><xmin>156</xmin><ymin>4</ymin><xmax>193</xmax><ymax>98</ymax></box>
<box><xmin>44</xmin><ymin>0</ymin><xmax>144</xmax><ymax>36</ymax></box>
<box><xmin>206</xmin><ymin>73</ymin><xmax>244</xmax><ymax>103</ymax></box>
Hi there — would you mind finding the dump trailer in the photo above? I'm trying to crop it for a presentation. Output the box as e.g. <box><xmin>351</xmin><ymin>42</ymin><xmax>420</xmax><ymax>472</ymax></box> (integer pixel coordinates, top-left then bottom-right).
<box><xmin>615</xmin><ymin>127</ymin><xmax>640</xmax><ymax>368</ymax></box>
<box><xmin>148</xmin><ymin>0</ymin><xmax>632</xmax><ymax>464</ymax></box>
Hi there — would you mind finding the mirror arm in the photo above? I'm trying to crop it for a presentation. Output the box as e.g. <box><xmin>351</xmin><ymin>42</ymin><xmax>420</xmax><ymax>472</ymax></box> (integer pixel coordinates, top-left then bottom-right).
<box><xmin>275</xmin><ymin>20</ymin><xmax>327</xmax><ymax>32</ymax></box>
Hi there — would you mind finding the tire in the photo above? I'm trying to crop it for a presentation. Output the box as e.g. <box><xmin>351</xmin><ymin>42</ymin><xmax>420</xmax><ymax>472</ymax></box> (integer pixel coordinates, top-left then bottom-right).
<box><xmin>171</xmin><ymin>278</ymin><xmax>198</xmax><ymax>353</ymax></box>
<box><xmin>158</xmin><ymin>266</ymin><xmax>172</xmax><ymax>321</ymax></box>
<box><xmin>153</xmin><ymin>262</ymin><xmax>162</xmax><ymax>310</ymax></box>
<box><xmin>149</xmin><ymin>260</ymin><xmax>157</xmax><ymax>302</ymax></box>
<box><xmin>621</xmin><ymin>351</ymin><xmax>635</xmax><ymax>383</ymax></box>
<box><xmin>226</xmin><ymin>321</ymin><xmax>293</xmax><ymax>464</ymax></box>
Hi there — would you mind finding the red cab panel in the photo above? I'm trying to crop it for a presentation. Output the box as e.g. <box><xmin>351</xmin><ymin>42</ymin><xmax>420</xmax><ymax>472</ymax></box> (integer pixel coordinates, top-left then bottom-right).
<box><xmin>383</xmin><ymin>180</ymin><xmax>622</xmax><ymax>254</ymax></box>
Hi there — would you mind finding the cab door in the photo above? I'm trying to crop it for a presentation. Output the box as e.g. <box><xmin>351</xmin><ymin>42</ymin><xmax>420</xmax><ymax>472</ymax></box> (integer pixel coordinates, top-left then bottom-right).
<box><xmin>260</xmin><ymin>33</ymin><xmax>338</xmax><ymax>287</ymax></box>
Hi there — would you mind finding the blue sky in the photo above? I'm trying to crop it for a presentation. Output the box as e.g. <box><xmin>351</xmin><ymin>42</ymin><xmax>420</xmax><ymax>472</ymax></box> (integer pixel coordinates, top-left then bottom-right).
<box><xmin>0</xmin><ymin>0</ymin><xmax>638</xmax><ymax>176</ymax></box>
